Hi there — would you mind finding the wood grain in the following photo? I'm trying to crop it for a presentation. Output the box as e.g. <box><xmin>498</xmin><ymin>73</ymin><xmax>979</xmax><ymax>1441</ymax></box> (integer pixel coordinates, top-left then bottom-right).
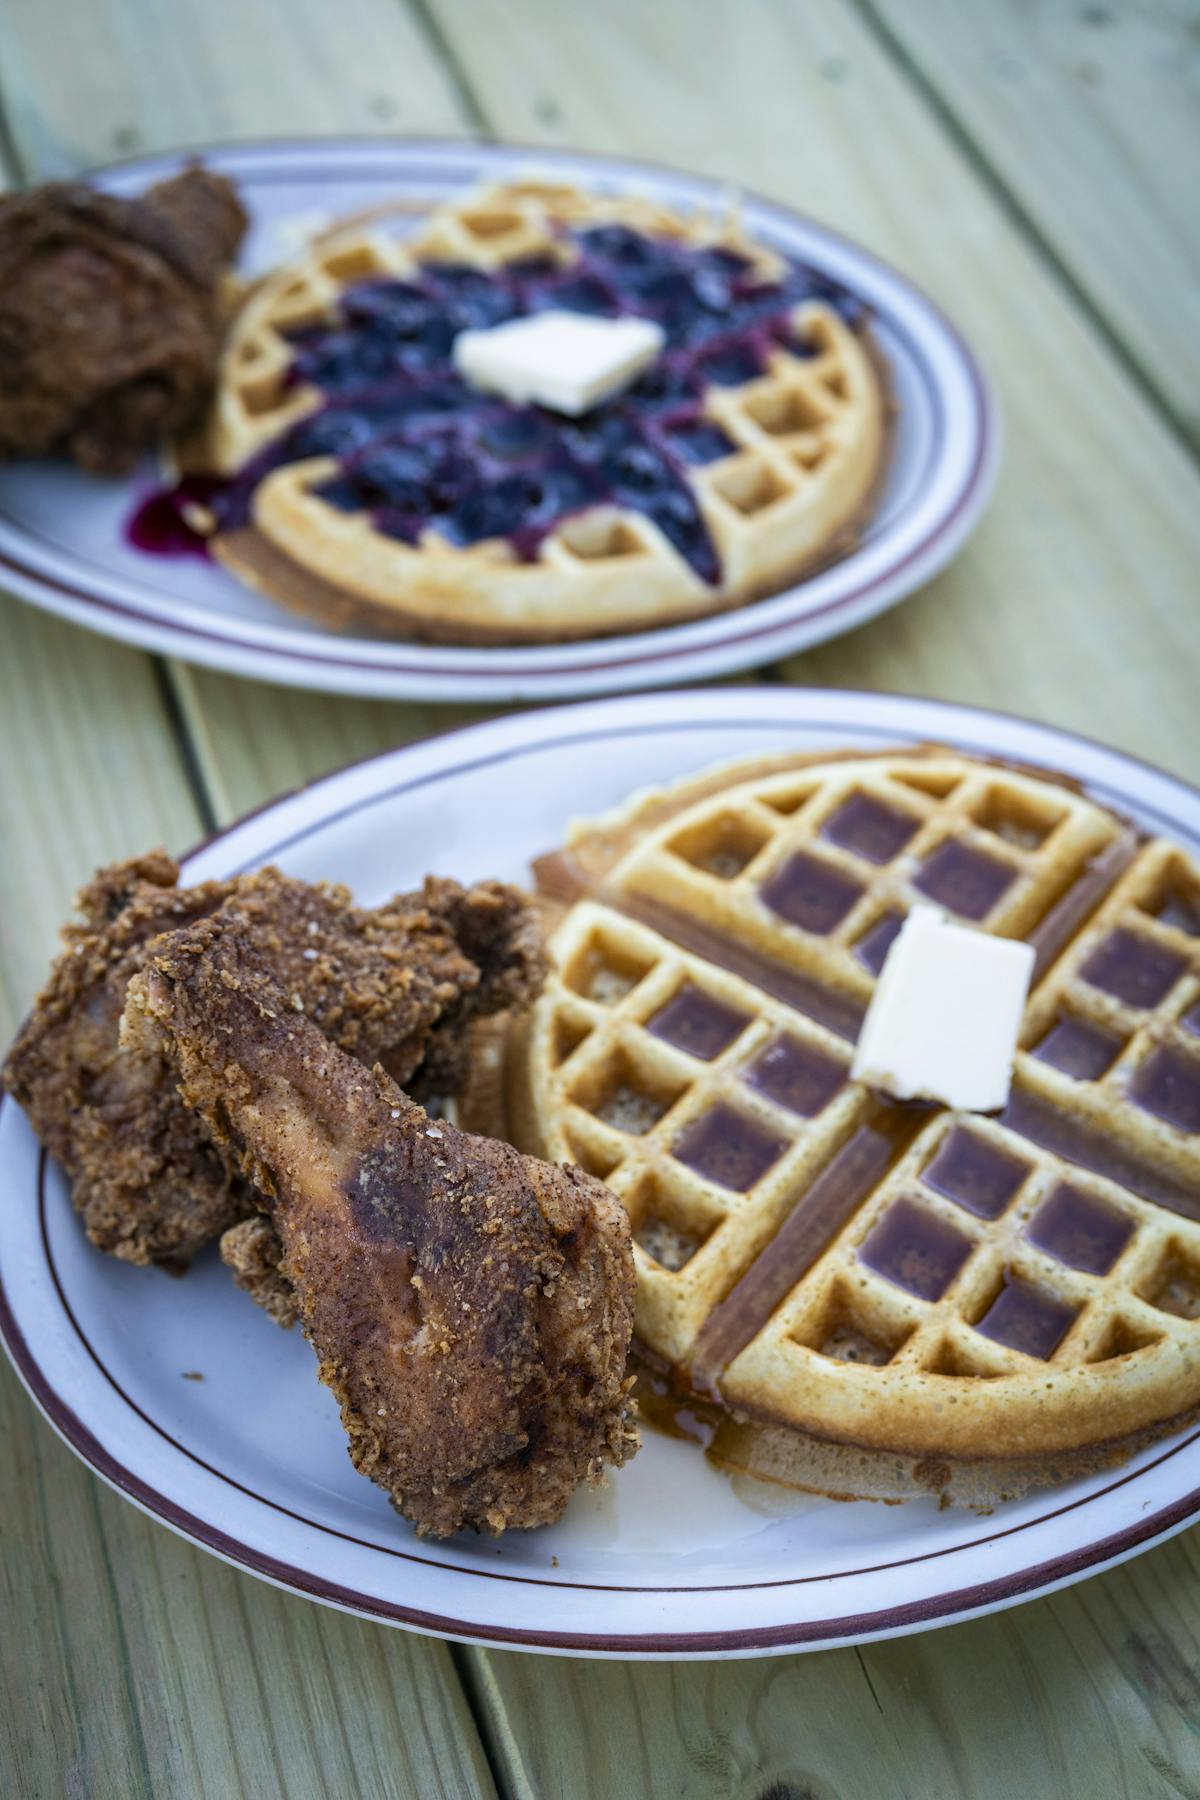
<box><xmin>1</xmin><ymin>2</ymin><xmax>1199</xmax><ymax>1796</ymax></box>
<box><xmin>0</xmin><ymin>606</ymin><xmax>204</xmax><ymax>1800</ymax></box>
<box><xmin>426</xmin><ymin>0</ymin><xmax>1200</xmax><ymax>780</ymax></box>
<box><xmin>471</xmin><ymin>1528</ymin><xmax>1200</xmax><ymax>1799</ymax></box>
<box><xmin>0</xmin><ymin>0</ymin><xmax>467</xmax><ymax>171</ymax></box>
<box><xmin>0</xmin><ymin>604</ymin><xmax>199</xmax><ymax>1020</ymax></box>
<box><xmin>864</xmin><ymin>0</ymin><xmax>1200</xmax><ymax>450</ymax></box>
<box><xmin>172</xmin><ymin>662</ymin><xmax>496</xmax><ymax>825</ymax></box>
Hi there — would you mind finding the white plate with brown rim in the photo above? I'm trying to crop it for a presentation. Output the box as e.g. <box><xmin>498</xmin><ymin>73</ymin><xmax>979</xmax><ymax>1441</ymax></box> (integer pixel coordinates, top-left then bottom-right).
<box><xmin>0</xmin><ymin>137</ymin><xmax>997</xmax><ymax>703</ymax></box>
<box><xmin>2</xmin><ymin>688</ymin><xmax>1197</xmax><ymax>1659</ymax></box>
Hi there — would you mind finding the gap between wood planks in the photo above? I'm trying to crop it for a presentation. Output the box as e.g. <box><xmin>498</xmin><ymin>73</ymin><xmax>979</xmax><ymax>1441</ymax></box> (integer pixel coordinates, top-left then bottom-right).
<box><xmin>449</xmin><ymin>1642</ymin><xmax>515</xmax><ymax>1800</ymax></box>
<box><xmin>152</xmin><ymin>662</ymin><xmax>219</xmax><ymax>835</ymax></box>
<box><xmin>0</xmin><ymin>87</ymin><xmax>22</xmax><ymax>176</ymax></box>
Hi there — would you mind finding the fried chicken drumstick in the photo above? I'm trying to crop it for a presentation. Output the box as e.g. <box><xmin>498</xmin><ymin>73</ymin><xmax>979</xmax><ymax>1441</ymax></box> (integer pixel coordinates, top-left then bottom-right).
<box><xmin>3</xmin><ymin>854</ymin><xmax>544</xmax><ymax>1270</ymax></box>
<box><xmin>126</xmin><ymin>910</ymin><xmax>638</xmax><ymax>1537</ymax></box>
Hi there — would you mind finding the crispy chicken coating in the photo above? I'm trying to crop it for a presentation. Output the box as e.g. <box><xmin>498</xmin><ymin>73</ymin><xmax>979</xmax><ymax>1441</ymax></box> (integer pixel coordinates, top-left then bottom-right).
<box><xmin>127</xmin><ymin>909</ymin><xmax>638</xmax><ymax>1537</ymax></box>
<box><xmin>0</xmin><ymin>165</ymin><xmax>246</xmax><ymax>471</ymax></box>
<box><xmin>3</xmin><ymin>854</ymin><xmax>545</xmax><ymax>1270</ymax></box>
<box><xmin>221</xmin><ymin>1215</ymin><xmax>300</xmax><ymax>1328</ymax></box>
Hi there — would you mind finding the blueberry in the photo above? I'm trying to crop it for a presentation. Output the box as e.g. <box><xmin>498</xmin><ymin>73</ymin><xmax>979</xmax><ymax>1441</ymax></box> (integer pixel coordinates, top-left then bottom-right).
<box><xmin>563</xmin><ymin>409</ymin><xmax>637</xmax><ymax>459</ymax></box>
<box><xmin>729</xmin><ymin>283</ymin><xmax>818</xmax><ymax>340</ymax></box>
<box><xmin>386</xmin><ymin>316</ymin><xmax>456</xmax><ymax>369</ymax></box>
<box><xmin>422</xmin><ymin>375</ymin><xmax>474</xmax><ymax>411</ymax></box>
<box><xmin>362</xmin><ymin>378</ymin><xmax>468</xmax><ymax>424</ymax></box>
<box><xmin>535</xmin><ymin>274</ymin><xmax>617</xmax><ymax>316</ymax></box>
<box><xmin>312</xmin><ymin>475</ymin><xmax>364</xmax><ymax>514</ymax></box>
<box><xmin>286</xmin><ymin>409</ymin><xmax>374</xmax><ymax>459</ymax></box>
<box><xmin>577</xmin><ymin>225</ymin><xmax>664</xmax><ymax>269</ymax></box>
<box><xmin>478</xmin><ymin>409</ymin><xmax>552</xmax><ymax>458</ymax></box>
<box><xmin>496</xmin><ymin>471</ymin><xmax>547</xmax><ymax>511</ymax></box>
<box><xmin>664</xmin><ymin>420</ymin><xmax>735</xmax><ymax>466</ymax></box>
<box><xmin>426</xmin><ymin>452</ymin><xmax>480</xmax><ymax>510</ymax></box>
<box><xmin>692</xmin><ymin>267</ymin><xmax>735</xmax><ymax>314</ymax></box>
<box><xmin>696</xmin><ymin>246</ymin><xmax>753</xmax><ymax>278</ymax></box>
<box><xmin>538</xmin><ymin>456</ymin><xmax>603</xmax><ymax>515</ymax></box>
<box><xmin>606</xmin><ymin>442</ymin><xmax>671</xmax><ymax>498</ymax></box>
<box><xmin>292</xmin><ymin>330</ymin><xmax>395</xmax><ymax>392</ymax></box>
<box><xmin>504</xmin><ymin>253</ymin><xmax>560</xmax><ymax>281</ymax></box>
<box><xmin>696</xmin><ymin>341</ymin><xmax>763</xmax><ymax>386</ymax></box>
<box><xmin>445</xmin><ymin>472</ymin><xmax>543</xmax><ymax>543</ymax></box>
<box><xmin>635</xmin><ymin>268</ymin><xmax>721</xmax><ymax>345</ymax></box>
<box><xmin>350</xmin><ymin>391</ymin><xmax>413</xmax><ymax>431</ymax></box>
<box><xmin>638</xmin><ymin>269</ymin><xmax>703</xmax><ymax>313</ymax></box>
<box><xmin>806</xmin><ymin>272</ymin><xmax>856</xmax><ymax>315</ymax></box>
<box><xmin>424</xmin><ymin>262</ymin><xmax>496</xmax><ymax>291</ymax></box>
<box><xmin>356</xmin><ymin>441</ymin><xmax>430</xmax><ymax>479</ymax></box>
<box><xmin>343</xmin><ymin>281</ymin><xmax>432</xmax><ymax>334</ymax></box>
<box><xmin>352</xmin><ymin>446</ymin><xmax>431</xmax><ymax>509</ymax></box>
<box><xmin>450</xmin><ymin>286</ymin><xmax>519</xmax><ymax>330</ymax></box>
<box><xmin>281</xmin><ymin>321</ymin><xmax>328</xmax><ymax>349</ymax></box>
<box><xmin>375</xmin><ymin>511</ymin><xmax>423</xmax><ymax>544</ymax></box>
<box><xmin>625</xmin><ymin>364</ymin><xmax>698</xmax><ymax>411</ymax></box>
<box><xmin>646</xmin><ymin>489</ymin><xmax>719</xmax><ymax>583</ymax></box>
<box><xmin>444</xmin><ymin>488</ymin><xmax>504</xmax><ymax>542</ymax></box>
<box><xmin>731</xmin><ymin>279</ymin><xmax>787</xmax><ymax>315</ymax></box>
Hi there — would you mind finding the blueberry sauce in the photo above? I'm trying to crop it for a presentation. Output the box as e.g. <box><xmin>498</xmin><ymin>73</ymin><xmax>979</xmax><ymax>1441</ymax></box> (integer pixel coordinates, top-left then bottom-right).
<box><xmin>127</xmin><ymin>475</ymin><xmax>231</xmax><ymax>559</ymax></box>
<box><xmin>129</xmin><ymin>225</ymin><xmax>861</xmax><ymax>585</ymax></box>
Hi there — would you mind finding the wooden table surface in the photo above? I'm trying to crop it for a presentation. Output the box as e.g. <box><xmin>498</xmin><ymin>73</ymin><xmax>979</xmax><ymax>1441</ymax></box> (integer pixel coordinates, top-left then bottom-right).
<box><xmin>2</xmin><ymin>2</ymin><xmax>1198</xmax><ymax>1794</ymax></box>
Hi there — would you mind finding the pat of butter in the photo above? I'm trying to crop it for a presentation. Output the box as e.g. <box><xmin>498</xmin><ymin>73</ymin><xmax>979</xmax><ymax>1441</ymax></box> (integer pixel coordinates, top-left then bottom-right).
<box><xmin>452</xmin><ymin>310</ymin><xmax>666</xmax><ymax>416</ymax></box>
<box><xmin>851</xmin><ymin>905</ymin><xmax>1034</xmax><ymax>1112</ymax></box>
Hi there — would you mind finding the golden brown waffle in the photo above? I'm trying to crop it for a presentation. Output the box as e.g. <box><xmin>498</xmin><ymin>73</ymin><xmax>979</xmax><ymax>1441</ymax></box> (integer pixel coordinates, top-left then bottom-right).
<box><xmin>194</xmin><ymin>181</ymin><xmax>888</xmax><ymax>643</ymax></box>
<box><xmin>492</xmin><ymin>749</ymin><xmax>1200</xmax><ymax>1504</ymax></box>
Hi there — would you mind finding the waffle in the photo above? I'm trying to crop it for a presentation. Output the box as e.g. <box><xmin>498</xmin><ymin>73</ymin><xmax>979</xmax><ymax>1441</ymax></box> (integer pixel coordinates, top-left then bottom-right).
<box><xmin>480</xmin><ymin>748</ymin><xmax>1200</xmax><ymax>1506</ymax></box>
<box><xmin>189</xmin><ymin>180</ymin><xmax>889</xmax><ymax>644</ymax></box>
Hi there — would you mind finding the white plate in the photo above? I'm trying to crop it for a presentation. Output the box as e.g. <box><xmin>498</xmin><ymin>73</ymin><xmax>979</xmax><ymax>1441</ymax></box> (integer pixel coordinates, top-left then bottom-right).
<box><xmin>5</xmin><ymin>690</ymin><xmax>1195</xmax><ymax>1660</ymax></box>
<box><xmin>0</xmin><ymin>138</ymin><xmax>997</xmax><ymax>702</ymax></box>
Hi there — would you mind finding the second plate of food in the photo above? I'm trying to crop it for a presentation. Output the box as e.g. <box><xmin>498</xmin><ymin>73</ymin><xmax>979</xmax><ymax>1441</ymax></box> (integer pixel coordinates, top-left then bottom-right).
<box><xmin>2</xmin><ymin>689</ymin><xmax>1198</xmax><ymax>1658</ymax></box>
<box><xmin>0</xmin><ymin>138</ymin><xmax>996</xmax><ymax>700</ymax></box>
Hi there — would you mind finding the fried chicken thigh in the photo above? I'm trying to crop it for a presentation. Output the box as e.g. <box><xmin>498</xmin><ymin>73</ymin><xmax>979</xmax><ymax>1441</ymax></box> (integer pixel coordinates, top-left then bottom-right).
<box><xmin>0</xmin><ymin>166</ymin><xmax>247</xmax><ymax>471</ymax></box>
<box><xmin>126</xmin><ymin>910</ymin><xmax>638</xmax><ymax>1537</ymax></box>
<box><xmin>3</xmin><ymin>855</ymin><xmax>544</xmax><ymax>1269</ymax></box>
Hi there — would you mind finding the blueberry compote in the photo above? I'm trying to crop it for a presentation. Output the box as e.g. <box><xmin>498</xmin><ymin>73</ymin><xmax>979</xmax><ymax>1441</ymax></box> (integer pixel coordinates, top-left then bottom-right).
<box><xmin>130</xmin><ymin>225</ymin><xmax>860</xmax><ymax>585</ymax></box>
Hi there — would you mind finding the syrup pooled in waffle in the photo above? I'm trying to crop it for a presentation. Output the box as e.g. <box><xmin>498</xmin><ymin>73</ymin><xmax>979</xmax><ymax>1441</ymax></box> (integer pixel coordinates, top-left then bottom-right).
<box><xmin>503</xmin><ymin>751</ymin><xmax>1200</xmax><ymax>1500</ymax></box>
<box><xmin>190</xmin><ymin>180</ymin><xmax>888</xmax><ymax>643</ymax></box>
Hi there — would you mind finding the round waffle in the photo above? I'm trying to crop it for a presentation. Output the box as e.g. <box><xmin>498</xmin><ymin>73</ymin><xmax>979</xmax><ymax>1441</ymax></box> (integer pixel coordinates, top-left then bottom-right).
<box><xmin>484</xmin><ymin>748</ymin><xmax>1200</xmax><ymax>1505</ymax></box>
<box><xmin>190</xmin><ymin>180</ymin><xmax>889</xmax><ymax>643</ymax></box>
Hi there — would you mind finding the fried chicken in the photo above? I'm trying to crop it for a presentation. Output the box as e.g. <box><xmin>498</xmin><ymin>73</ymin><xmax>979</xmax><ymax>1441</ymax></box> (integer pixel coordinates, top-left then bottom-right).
<box><xmin>0</xmin><ymin>165</ymin><xmax>246</xmax><ymax>471</ymax></box>
<box><xmin>3</xmin><ymin>854</ymin><xmax>545</xmax><ymax>1270</ymax></box>
<box><xmin>221</xmin><ymin>1215</ymin><xmax>300</xmax><ymax>1327</ymax></box>
<box><xmin>126</xmin><ymin>909</ymin><xmax>638</xmax><ymax>1537</ymax></box>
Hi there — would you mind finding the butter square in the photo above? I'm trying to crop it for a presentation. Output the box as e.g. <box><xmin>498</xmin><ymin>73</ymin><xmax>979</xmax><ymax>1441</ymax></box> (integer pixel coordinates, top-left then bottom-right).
<box><xmin>851</xmin><ymin>905</ymin><xmax>1035</xmax><ymax>1112</ymax></box>
<box><xmin>452</xmin><ymin>310</ymin><xmax>666</xmax><ymax>415</ymax></box>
